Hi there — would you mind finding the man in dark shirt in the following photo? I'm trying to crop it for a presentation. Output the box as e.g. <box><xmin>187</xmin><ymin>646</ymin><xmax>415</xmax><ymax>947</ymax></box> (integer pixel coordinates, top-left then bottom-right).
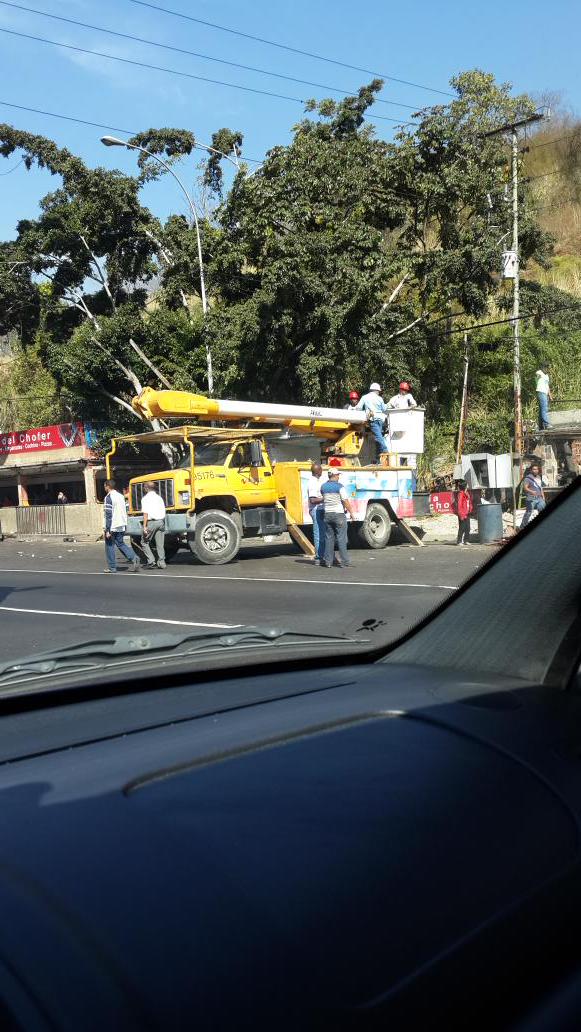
<box><xmin>521</xmin><ymin>463</ymin><xmax>546</xmax><ymax>528</ymax></box>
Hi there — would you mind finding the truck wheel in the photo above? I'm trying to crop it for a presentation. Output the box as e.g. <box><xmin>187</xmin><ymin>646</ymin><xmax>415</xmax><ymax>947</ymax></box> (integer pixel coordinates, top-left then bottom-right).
<box><xmin>190</xmin><ymin>510</ymin><xmax>241</xmax><ymax>565</ymax></box>
<box><xmin>358</xmin><ymin>503</ymin><xmax>392</xmax><ymax>548</ymax></box>
<box><xmin>131</xmin><ymin>536</ymin><xmax>180</xmax><ymax>563</ymax></box>
<box><xmin>162</xmin><ymin>539</ymin><xmax>180</xmax><ymax>563</ymax></box>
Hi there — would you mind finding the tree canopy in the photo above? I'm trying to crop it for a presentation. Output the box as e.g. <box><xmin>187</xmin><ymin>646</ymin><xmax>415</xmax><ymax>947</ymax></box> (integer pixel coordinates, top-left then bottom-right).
<box><xmin>0</xmin><ymin>68</ymin><xmax>574</xmax><ymax>464</ymax></box>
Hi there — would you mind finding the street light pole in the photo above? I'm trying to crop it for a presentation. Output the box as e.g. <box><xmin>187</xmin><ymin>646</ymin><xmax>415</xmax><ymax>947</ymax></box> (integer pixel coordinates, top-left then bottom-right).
<box><xmin>101</xmin><ymin>135</ymin><xmax>213</xmax><ymax>393</ymax></box>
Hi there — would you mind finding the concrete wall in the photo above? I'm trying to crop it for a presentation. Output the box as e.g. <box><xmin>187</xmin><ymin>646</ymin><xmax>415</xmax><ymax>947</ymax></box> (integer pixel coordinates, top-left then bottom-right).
<box><xmin>0</xmin><ymin>508</ymin><xmax>16</xmax><ymax>536</ymax></box>
<box><xmin>0</xmin><ymin>501</ymin><xmax>103</xmax><ymax>539</ymax></box>
<box><xmin>551</xmin><ymin>410</ymin><xmax>581</xmax><ymax>427</ymax></box>
<box><xmin>64</xmin><ymin>502</ymin><xmax>103</xmax><ymax>536</ymax></box>
<box><xmin>0</xmin><ymin>444</ymin><xmax>90</xmax><ymax>470</ymax></box>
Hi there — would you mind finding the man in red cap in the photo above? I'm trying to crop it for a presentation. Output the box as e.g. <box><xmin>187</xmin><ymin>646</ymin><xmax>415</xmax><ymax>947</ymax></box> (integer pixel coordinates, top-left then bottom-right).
<box><xmin>344</xmin><ymin>390</ymin><xmax>360</xmax><ymax>411</ymax></box>
<box><xmin>388</xmin><ymin>382</ymin><xmax>417</xmax><ymax>409</ymax></box>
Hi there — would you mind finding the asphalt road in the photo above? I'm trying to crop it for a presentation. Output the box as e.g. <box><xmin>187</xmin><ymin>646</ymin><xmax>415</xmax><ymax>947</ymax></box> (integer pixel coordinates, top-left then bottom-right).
<box><xmin>0</xmin><ymin>536</ymin><xmax>495</xmax><ymax>663</ymax></box>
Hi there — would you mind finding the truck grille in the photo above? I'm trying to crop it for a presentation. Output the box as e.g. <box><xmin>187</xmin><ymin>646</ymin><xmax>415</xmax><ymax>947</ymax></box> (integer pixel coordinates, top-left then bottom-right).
<box><xmin>131</xmin><ymin>479</ymin><xmax>175</xmax><ymax>511</ymax></box>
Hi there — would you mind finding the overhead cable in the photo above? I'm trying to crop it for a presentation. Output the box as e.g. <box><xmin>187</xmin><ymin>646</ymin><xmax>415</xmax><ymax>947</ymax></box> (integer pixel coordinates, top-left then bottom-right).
<box><xmin>0</xmin><ymin>99</ymin><xmax>264</xmax><ymax>162</ymax></box>
<box><xmin>0</xmin><ymin>27</ymin><xmax>411</xmax><ymax>123</ymax></box>
<box><xmin>129</xmin><ymin>0</ymin><xmax>454</xmax><ymax>98</ymax></box>
<box><xmin>0</xmin><ymin>1</ymin><xmax>420</xmax><ymax>111</ymax></box>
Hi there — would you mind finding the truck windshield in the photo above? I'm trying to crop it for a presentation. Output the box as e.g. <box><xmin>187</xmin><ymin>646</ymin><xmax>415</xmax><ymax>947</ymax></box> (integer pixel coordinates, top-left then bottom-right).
<box><xmin>177</xmin><ymin>443</ymin><xmax>232</xmax><ymax>468</ymax></box>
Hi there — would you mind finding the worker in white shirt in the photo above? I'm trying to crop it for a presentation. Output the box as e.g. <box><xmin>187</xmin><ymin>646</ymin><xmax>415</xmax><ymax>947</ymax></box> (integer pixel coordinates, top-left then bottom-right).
<box><xmin>141</xmin><ymin>482</ymin><xmax>167</xmax><ymax>569</ymax></box>
<box><xmin>387</xmin><ymin>381</ymin><xmax>417</xmax><ymax>409</ymax></box>
<box><xmin>356</xmin><ymin>382</ymin><xmax>388</xmax><ymax>460</ymax></box>
<box><xmin>306</xmin><ymin>461</ymin><xmax>327</xmax><ymax>565</ymax></box>
<box><xmin>535</xmin><ymin>365</ymin><xmax>552</xmax><ymax>430</ymax></box>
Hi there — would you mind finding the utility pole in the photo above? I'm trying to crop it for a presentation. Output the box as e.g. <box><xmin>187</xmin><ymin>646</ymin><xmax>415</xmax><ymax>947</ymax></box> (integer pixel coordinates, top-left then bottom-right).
<box><xmin>484</xmin><ymin>112</ymin><xmax>544</xmax><ymax>457</ymax></box>
<box><xmin>511</xmin><ymin>125</ymin><xmax>522</xmax><ymax>455</ymax></box>
<box><xmin>456</xmin><ymin>331</ymin><xmax>469</xmax><ymax>465</ymax></box>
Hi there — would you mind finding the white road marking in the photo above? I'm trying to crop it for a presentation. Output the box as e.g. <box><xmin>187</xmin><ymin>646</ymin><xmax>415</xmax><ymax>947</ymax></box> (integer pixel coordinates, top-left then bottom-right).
<box><xmin>0</xmin><ymin>605</ymin><xmax>236</xmax><ymax>629</ymax></box>
<box><xmin>0</xmin><ymin>568</ymin><xmax>458</xmax><ymax>591</ymax></box>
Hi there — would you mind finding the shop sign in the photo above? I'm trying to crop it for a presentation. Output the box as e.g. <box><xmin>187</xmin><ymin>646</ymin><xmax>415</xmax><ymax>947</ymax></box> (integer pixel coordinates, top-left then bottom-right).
<box><xmin>0</xmin><ymin>423</ymin><xmax>88</xmax><ymax>457</ymax></box>
<box><xmin>430</xmin><ymin>491</ymin><xmax>455</xmax><ymax>513</ymax></box>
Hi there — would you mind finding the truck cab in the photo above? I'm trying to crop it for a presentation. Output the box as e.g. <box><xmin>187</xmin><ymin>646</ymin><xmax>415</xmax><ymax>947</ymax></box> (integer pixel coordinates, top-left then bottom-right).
<box><xmin>115</xmin><ymin>427</ymin><xmax>286</xmax><ymax>565</ymax></box>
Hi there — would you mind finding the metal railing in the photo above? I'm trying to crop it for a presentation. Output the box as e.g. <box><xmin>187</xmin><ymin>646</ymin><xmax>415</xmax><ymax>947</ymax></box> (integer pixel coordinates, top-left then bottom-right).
<box><xmin>16</xmin><ymin>505</ymin><xmax>67</xmax><ymax>536</ymax></box>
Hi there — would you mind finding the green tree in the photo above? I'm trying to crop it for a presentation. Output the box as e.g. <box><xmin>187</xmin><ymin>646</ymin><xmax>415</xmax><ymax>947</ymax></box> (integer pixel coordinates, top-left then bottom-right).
<box><xmin>6</xmin><ymin>333</ymin><xmax>64</xmax><ymax>430</ymax></box>
<box><xmin>207</xmin><ymin>81</ymin><xmax>413</xmax><ymax>402</ymax></box>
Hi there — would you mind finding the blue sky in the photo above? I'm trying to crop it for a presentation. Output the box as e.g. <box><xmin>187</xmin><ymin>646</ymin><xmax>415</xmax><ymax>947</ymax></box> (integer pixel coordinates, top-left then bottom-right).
<box><xmin>0</xmin><ymin>0</ymin><xmax>579</xmax><ymax>240</ymax></box>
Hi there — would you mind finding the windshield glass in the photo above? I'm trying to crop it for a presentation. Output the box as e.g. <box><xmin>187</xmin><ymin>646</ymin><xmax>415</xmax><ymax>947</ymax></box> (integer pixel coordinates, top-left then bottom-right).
<box><xmin>0</xmin><ymin>41</ymin><xmax>577</xmax><ymax>692</ymax></box>
<box><xmin>178</xmin><ymin>444</ymin><xmax>232</xmax><ymax>468</ymax></box>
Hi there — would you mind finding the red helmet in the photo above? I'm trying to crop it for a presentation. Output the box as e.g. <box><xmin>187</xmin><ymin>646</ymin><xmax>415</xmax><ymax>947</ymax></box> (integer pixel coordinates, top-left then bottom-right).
<box><xmin>349</xmin><ymin>390</ymin><xmax>359</xmax><ymax>401</ymax></box>
<box><xmin>399</xmin><ymin>381</ymin><xmax>411</xmax><ymax>392</ymax></box>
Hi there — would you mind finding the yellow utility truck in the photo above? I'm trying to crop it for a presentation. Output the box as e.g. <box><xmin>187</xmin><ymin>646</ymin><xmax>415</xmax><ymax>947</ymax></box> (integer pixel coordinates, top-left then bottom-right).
<box><xmin>106</xmin><ymin>388</ymin><xmax>424</xmax><ymax>565</ymax></box>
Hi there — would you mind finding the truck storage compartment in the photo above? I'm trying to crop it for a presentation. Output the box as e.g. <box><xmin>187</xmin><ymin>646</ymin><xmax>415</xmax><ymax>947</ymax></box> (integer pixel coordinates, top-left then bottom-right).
<box><xmin>241</xmin><ymin>506</ymin><xmax>286</xmax><ymax>536</ymax></box>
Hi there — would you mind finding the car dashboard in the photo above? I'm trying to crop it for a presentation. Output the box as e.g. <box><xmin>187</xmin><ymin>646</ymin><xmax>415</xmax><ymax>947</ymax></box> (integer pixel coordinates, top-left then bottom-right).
<box><xmin>2</xmin><ymin>661</ymin><xmax>581</xmax><ymax>1030</ymax></box>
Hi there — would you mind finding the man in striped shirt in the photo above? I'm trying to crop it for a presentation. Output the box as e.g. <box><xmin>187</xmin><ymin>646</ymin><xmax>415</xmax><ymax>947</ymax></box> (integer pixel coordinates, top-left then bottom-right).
<box><xmin>103</xmin><ymin>480</ymin><xmax>140</xmax><ymax>573</ymax></box>
<box><xmin>320</xmin><ymin>469</ymin><xmax>355</xmax><ymax>569</ymax></box>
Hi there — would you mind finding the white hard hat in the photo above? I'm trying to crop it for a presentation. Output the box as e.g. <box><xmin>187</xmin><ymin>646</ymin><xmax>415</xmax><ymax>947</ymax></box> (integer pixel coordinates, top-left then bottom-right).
<box><xmin>369</xmin><ymin>382</ymin><xmax>382</xmax><ymax>391</ymax></box>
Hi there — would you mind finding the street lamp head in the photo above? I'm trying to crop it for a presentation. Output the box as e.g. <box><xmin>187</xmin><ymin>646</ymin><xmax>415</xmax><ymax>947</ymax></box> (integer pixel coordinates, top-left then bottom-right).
<box><xmin>100</xmin><ymin>136</ymin><xmax>126</xmax><ymax>148</ymax></box>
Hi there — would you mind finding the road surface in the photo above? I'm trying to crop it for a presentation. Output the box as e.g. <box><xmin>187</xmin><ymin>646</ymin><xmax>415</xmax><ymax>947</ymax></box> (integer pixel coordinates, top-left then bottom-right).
<box><xmin>0</xmin><ymin>537</ymin><xmax>495</xmax><ymax>663</ymax></box>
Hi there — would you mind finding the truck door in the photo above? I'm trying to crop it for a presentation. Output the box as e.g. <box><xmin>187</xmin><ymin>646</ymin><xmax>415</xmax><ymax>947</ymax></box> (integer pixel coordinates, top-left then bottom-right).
<box><xmin>227</xmin><ymin>442</ymin><xmax>278</xmax><ymax>507</ymax></box>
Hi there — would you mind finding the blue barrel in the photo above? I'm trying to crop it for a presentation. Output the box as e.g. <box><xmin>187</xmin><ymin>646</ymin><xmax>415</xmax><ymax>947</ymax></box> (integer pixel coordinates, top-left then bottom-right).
<box><xmin>477</xmin><ymin>502</ymin><xmax>503</xmax><ymax>544</ymax></box>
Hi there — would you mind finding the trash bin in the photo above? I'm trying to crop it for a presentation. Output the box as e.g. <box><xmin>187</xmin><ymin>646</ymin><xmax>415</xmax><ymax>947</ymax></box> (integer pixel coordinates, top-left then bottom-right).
<box><xmin>477</xmin><ymin>502</ymin><xmax>503</xmax><ymax>544</ymax></box>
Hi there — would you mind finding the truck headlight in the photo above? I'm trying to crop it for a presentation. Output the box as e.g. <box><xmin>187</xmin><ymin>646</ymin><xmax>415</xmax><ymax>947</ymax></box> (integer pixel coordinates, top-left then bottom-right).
<box><xmin>179</xmin><ymin>490</ymin><xmax>191</xmax><ymax>505</ymax></box>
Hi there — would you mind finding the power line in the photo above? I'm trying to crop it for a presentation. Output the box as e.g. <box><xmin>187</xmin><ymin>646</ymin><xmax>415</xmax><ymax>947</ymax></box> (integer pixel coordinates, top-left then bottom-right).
<box><xmin>129</xmin><ymin>0</ymin><xmax>454</xmax><ymax>99</ymax></box>
<box><xmin>527</xmin><ymin>130</ymin><xmax>581</xmax><ymax>151</ymax></box>
<box><xmin>0</xmin><ymin>156</ymin><xmax>23</xmax><ymax>174</ymax></box>
<box><xmin>0</xmin><ymin>27</ymin><xmax>411</xmax><ymax>124</ymax></box>
<box><xmin>0</xmin><ymin>1</ymin><xmax>420</xmax><ymax>113</ymax></box>
<box><xmin>424</xmin><ymin>301</ymin><xmax>581</xmax><ymax>340</ymax></box>
<box><xmin>0</xmin><ymin>99</ymin><xmax>264</xmax><ymax>162</ymax></box>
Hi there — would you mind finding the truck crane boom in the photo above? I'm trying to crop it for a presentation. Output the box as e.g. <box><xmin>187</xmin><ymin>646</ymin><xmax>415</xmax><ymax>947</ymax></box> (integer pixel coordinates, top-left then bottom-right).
<box><xmin>132</xmin><ymin>387</ymin><xmax>367</xmax><ymax>432</ymax></box>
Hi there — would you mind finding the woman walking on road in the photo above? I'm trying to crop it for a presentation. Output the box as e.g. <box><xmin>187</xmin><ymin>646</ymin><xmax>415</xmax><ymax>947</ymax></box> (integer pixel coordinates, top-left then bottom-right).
<box><xmin>454</xmin><ymin>479</ymin><xmax>473</xmax><ymax>546</ymax></box>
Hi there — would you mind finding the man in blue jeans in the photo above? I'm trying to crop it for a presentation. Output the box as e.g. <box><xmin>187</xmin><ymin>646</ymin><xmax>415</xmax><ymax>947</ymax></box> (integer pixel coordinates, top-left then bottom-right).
<box><xmin>306</xmin><ymin>462</ymin><xmax>327</xmax><ymax>565</ymax></box>
<box><xmin>321</xmin><ymin>469</ymin><xmax>355</xmax><ymax>568</ymax></box>
<box><xmin>103</xmin><ymin>480</ymin><xmax>140</xmax><ymax>573</ymax></box>
<box><xmin>520</xmin><ymin>462</ymin><xmax>546</xmax><ymax>528</ymax></box>
<box><xmin>535</xmin><ymin>366</ymin><xmax>552</xmax><ymax>430</ymax></box>
<box><xmin>356</xmin><ymin>382</ymin><xmax>388</xmax><ymax>461</ymax></box>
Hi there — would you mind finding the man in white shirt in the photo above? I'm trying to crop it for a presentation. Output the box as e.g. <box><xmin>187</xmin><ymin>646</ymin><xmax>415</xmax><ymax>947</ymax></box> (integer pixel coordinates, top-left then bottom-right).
<box><xmin>103</xmin><ymin>480</ymin><xmax>139</xmax><ymax>573</ymax></box>
<box><xmin>141</xmin><ymin>482</ymin><xmax>167</xmax><ymax>569</ymax></box>
<box><xmin>356</xmin><ymin>382</ymin><xmax>388</xmax><ymax>460</ymax></box>
<box><xmin>535</xmin><ymin>366</ymin><xmax>551</xmax><ymax>429</ymax></box>
<box><xmin>306</xmin><ymin>462</ymin><xmax>327</xmax><ymax>565</ymax></box>
<box><xmin>387</xmin><ymin>381</ymin><xmax>417</xmax><ymax>408</ymax></box>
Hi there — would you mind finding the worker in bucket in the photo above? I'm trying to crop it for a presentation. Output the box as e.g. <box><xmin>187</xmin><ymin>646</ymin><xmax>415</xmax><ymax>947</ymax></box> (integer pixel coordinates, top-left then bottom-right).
<box><xmin>388</xmin><ymin>382</ymin><xmax>417</xmax><ymax>409</ymax></box>
<box><xmin>356</xmin><ymin>382</ymin><xmax>388</xmax><ymax>459</ymax></box>
<box><xmin>345</xmin><ymin>390</ymin><xmax>360</xmax><ymax>411</ymax></box>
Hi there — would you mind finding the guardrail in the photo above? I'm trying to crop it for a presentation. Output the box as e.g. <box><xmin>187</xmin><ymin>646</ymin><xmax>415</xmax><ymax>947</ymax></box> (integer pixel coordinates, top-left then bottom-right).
<box><xmin>16</xmin><ymin>505</ymin><xmax>67</xmax><ymax>536</ymax></box>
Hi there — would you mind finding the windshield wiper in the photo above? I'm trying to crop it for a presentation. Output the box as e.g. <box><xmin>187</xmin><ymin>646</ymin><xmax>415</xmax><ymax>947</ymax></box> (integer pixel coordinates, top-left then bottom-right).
<box><xmin>0</xmin><ymin>626</ymin><xmax>365</xmax><ymax>685</ymax></box>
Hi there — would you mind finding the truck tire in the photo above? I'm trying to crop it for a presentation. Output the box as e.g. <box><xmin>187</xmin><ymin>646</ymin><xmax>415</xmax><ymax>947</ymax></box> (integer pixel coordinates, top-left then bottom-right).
<box><xmin>131</xmin><ymin>535</ymin><xmax>180</xmax><ymax>563</ymax></box>
<box><xmin>190</xmin><ymin>509</ymin><xmax>241</xmax><ymax>565</ymax></box>
<box><xmin>358</xmin><ymin>503</ymin><xmax>392</xmax><ymax>548</ymax></box>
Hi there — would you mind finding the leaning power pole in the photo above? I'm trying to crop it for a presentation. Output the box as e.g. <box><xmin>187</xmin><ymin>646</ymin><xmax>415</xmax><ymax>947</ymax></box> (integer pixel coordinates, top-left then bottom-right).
<box><xmin>484</xmin><ymin>112</ymin><xmax>544</xmax><ymax>457</ymax></box>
